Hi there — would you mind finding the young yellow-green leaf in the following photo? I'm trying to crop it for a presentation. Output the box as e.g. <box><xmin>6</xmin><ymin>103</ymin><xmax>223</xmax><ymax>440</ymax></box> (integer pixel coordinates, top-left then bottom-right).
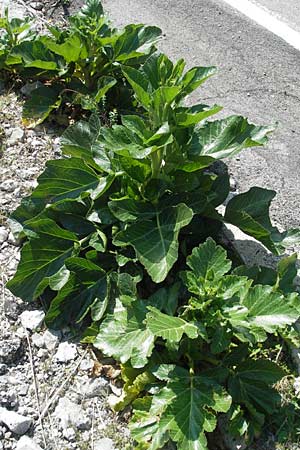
<box><xmin>7</xmin><ymin>219</ymin><xmax>78</xmax><ymax>302</ymax></box>
<box><xmin>113</xmin><ymin>203</ymin><xmax>193</xmax><ymax>283</ymax></box>
<box><xmin>111</xmin><ymin>365</ymin><xmax>155</xmax><ymax>411</ymax></box>
<box><xmin>94</xmin><ymin>299</ymin><xmax>155</xmax><ymax>368</ymax></box>
<box><xmin>146</xmin><ymin>306</ymin><xmax>198</xmax><ymax>343</ymax></box>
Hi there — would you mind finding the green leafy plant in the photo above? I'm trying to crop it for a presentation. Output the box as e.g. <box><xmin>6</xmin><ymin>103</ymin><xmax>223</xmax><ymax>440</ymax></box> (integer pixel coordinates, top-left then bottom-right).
<box><xmin>5</xmin><ymin>2</ymin><xmax>300</xmax><ymax>449</ymax></box>
<box><xmin>0</xmin><ymin>0</ymin><xmax>161</xmax><ymax>126</ymax></box>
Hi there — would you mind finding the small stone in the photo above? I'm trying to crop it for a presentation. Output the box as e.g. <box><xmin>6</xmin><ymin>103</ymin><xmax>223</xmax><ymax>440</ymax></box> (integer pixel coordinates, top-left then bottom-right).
<box><xmin>0</xmin><ymin>227</ymin><xmax>8</xmax><ymax>244</ymax></box>
<box><xmin>94</xmin><ymin>438</ymin><xmax>115</xmax><ymax>450</ymax></box>
<box><xmin>82</xmin><ymin>378</ymin><xmax>109</xmax><ymax>398</ymax></box>
<box><xmin>43</xmin><ymin>329</ymin><xmax>61</xmax><ymax>351</ymax></box>
<box><xmin>7</xmin><ymin>232</ymin><xmax>21</xmax><ymax>246</ymax></box>
<box><xmin>7</xmin><ymin>128</ymin><xmax>24</xmax><ymax>146</ymax></box>
<box><xmin>54</xmin><ymin>397</ymin><xmax>91</xmax><ymax>431</ymax></box>
<box><xmin>229</xmin><ymin>176</ymin><xmax>237</xmax><ymax>191</ymax></box>
<box><xmin>63</xmin><ymin>427</ymin><xmax>76</xmax><ymax>442</ymax></box>
<box><xmin>31</xmin><ymin>333</ymin><xmax>44</xmax><ymax>349</ymax></box>
<box><xmin>294</xmin><ymin>377</ymin><xmax>300</xmax><ymax>395</ymax></box>
<box><xmin>0</xmin><ymin>407</ymin><xmax>32</xmax><ymax>435</ymax></box>
<box><xmin>36</xmin><ymin>349</ymin><xmax>48</xmax><ymax>361</ymax></box>
<box><xmin>80</xmin><ymin>358</ymin><xmax>94</xmax><ymax>371</ymax></box>
<box><xmin>0</xmin><ymin>364</ymin><xmax>8</xmax><ymax>375</ymax></box>
<box><xmin>31</xmin><ymin>1</ymin><xmax>43</xmax><ymax>10</ymax></box>
<box><xmin>20</xmin><ymin>310</ymin><xmax>45</xmax><ymax>331</ymax></box>
<box><xmin>15</xmin><ymin>327</ymin><xmax>26</xmax><ymax>339</ymax></box>
<box><xmin>16</xmin><ymin>436</ymin><xmax>43</xmax><ymax>450</ymax></box>
<box><xmin>0</xmin><ymin>179</ymin><xmax>18</xmax><ymax>193</ymax></box>
<box><xmin>0</xmin><ymin>338</ymin><xmax>23</xmax><ymax>365</ymax></box>
<box><xmin>18</xmin><ymin>385</ymin><xmax>29</xmax><ymax>397</ymax></box>
<box><xmin>54</xmin><ymin>342</ymin><xmax>77</xmax><ymax>363</ymax></box>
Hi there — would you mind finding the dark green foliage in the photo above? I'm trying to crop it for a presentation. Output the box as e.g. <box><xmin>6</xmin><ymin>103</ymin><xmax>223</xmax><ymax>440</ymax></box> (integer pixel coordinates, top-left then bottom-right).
<box><xmin>5</xmin><ymin>1</ymin><xmax>300</xmax><ymax>449</ymax></box>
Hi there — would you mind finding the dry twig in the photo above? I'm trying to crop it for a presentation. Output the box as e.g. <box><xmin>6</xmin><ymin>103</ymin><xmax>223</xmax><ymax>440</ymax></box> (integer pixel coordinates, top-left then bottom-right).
<box><xmin>25</xmin><ymin>330</ymin><xmax>47</xmax><ymax>448</ymax></box>
<box><xmin>40</xmin><ymin>348</ymin><xmax>88</xmax><ymax>420</ymax></box>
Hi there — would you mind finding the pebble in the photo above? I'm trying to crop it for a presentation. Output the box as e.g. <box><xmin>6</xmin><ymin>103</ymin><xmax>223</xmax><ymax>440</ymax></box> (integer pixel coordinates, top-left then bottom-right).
<box><xmin>80</xmin><ymin>357</ymin><xmax>94</xmax><ymax>371</ymax></box>
<box><xmin>0</xmin><ymin>407</ymin><xmax>32</xmax><ymax>435</ymax></box>
<box><xmin>54</xmin><ymin>342</ymin><xmax>77</xmax><ymax>363</ymax></box>
<box><xmin>94</xmin><ymin>438</ymin><xmax>115</xmax><ymax>450</ymax></box>
<box><xmin>0</xmin><ymin>364</ymin><xmax>8</xmax><ymax>375</ymax></box>
<box><xmin>20</xmin><ymin>310</ymin><xmax>45</xmax><ymax>331</ymax></box>
<box><xmin>6</xmin><ymin>128</ymin><xmax>24</xmax><ymax>146</ymax></box>
<box><xmin>7</xmin><ymin>231</ymin><xmax>21</xmax><ymax>246</ymax></box>
<box><xmin>0</xmin><ymin>227</ymin><xmax>8</xmax><ymax>244</ymax></box>
<box><xmin>31</xmin><ymin>333</ymin><xmax>44</xmax><ymax>349</ymax></box>
<box><xmin>43</xmin><ymin>329</ymin><xmax>61</xmax><ymax>351</ymax></box>
<box><xmin>0</xmin><ymin>338</ymin><xmax>23</xmax><ymax>364</ymax></box>
<box><xmin>31</xmin><ymin>1</ymin><xmax>43</xmax><ymax>11</ymax></box>
<box><xmin>54</xmin><ymin>397</ymin><xmax>91</xmax><ymax>431</ymax></box>
<box><xmin>63</xmin><ymin>427</ymin><xmax>76</xmax><ymax>442</ymax></box>
<box><xmin>82</xmin><ymin>378</ymin><xmax>110</xmax><ymax>399</ymax></box>
<box><xmin>0</xmin><ymin>179</ymin><xmax>18</xmax><ymax>192</ymax></box>
<box><xmin>15</xmin><ymin>436</ymin><xmax>43</xmax><ymax>450</ymax></box>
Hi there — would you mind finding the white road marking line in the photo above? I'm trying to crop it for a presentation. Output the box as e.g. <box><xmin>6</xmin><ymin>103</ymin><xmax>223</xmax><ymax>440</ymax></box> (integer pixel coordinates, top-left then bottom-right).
<box><xmin>221</xmin><ymin>0</ymin><xmax>300</xmax><ymax>51</ymax></box>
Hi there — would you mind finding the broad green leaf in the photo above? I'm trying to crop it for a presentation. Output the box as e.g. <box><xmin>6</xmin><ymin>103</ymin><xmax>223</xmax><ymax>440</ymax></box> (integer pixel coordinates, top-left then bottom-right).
<box><xmin>45</xmin><ymin>257</ymin><xmax>107</xmax><ymax>328</ymax></box>
<box><xmin>22</xmin><ymin>86</ymin><xmax>62</xmax><ymax>127</ymax></box>
<box><xmin>186</xmin><ymin>238</ymin><xmax>231</xmax><ymax>283</ymax></box>
<box><xmin>42</xmin><ymin>34</ymin><xmax>86</xmax><ymax>63</ymax></box>
<box><xmin>7</xmin><ymin>219</ymin><xmax>78</xmax><ymax>302</ymax></box>
<box><xmin>180</xmin><ymin>66</ymin><xmax>217</xmax><ymax>95</ymax></box>
<box><xmin>147</xmin><ymin>283</ymin><xmax>180</xmax><ymax>315</ymax></box>
<box><xmin>122</xmin><ymin>66</ymin><xmax>151</xmax><ymax>108</ymax></box>
<box><xmin>114</xmin><ymin>24</ymin><xmax>161</xmax><ymax>62</ymax></box>
<box><xmin>9</xmin><ymin>40</ymin><xmax>60</xmax><ymax>70</ymax></box>
<box><xmin>29</xmin><ymin>157</ymin><xmax>104</xmax><ymax>204</ymax></box>
<box><xmin>119</xmin><ymin>156</ymin><xmax>151</xmax><ymax>183</ymax></box>
<box><xmin>132</xmin><ymin>366</ymin><xmax>231</xmax><ymax>450</ymax></box>
<box><xmin>61</xmin><ymin>117</ymin><xmax>112</xmax><ymax>172</ymax></box>
<box><xmin>113</xmin><ymin>203</ymin><xmax>193</xmax><ymax>283</ymax></box>
<box><xmin>242</xmin><ymin>285</ymin><xmax>299</xmax><ymax>332</ymax></box>
<box><xmin>77</xmin><ymin>0</ymin><xmax>104</xmax><ymax>18</ymax></box>
<box><xmin>146</xmin><ymin>306</ymin><xmax>198</xmax><ymax>343</ymax></box>
<box><xmin>229</xmin><ymin>359</ymin><xmax>284</xmax><ymax>415</ymax></box>
<box><xmin>277</xmin><ymin>253</ymin><xmax>298</xmax><ymax>293</ymax></box>
<box><xmin>108</xmin><ymin>197</ymin><xmax>155</xmax><ymax>222</ymax></box>
<box><xmin>189</xmin><ymin>116</ymin><xmax>274</xmax><ymax>161</ymax></box>
<box><xmin>94</xmin><ymin>299</ymin><xmax>155</xmax><ymax>368</ymax></box>
<box><xmin>210</xmin><ymin>326</ymin><xmax>232</xmax><ymax>354</ymax></box>
<box><xmin>224</xmin><ymin>187</ymin><xmax>299</xmax><ymax>253</ymax></box>
<box><xmin>94</xmin><ymin>76</ymin><xmax>117</xmax><ymax>102</ymax></box>
<box><xmin>176</xmin><ymin>104</ymin><xmax>222</xmax><ymax>127</ymax></box>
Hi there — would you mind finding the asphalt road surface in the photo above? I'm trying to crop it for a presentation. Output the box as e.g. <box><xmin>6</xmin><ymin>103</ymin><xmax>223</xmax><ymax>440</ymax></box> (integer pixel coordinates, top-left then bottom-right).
<box><xmin>102</xmin><ymin>0</ymin><xmax>300</xmax><ymax>231</ymax></box>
